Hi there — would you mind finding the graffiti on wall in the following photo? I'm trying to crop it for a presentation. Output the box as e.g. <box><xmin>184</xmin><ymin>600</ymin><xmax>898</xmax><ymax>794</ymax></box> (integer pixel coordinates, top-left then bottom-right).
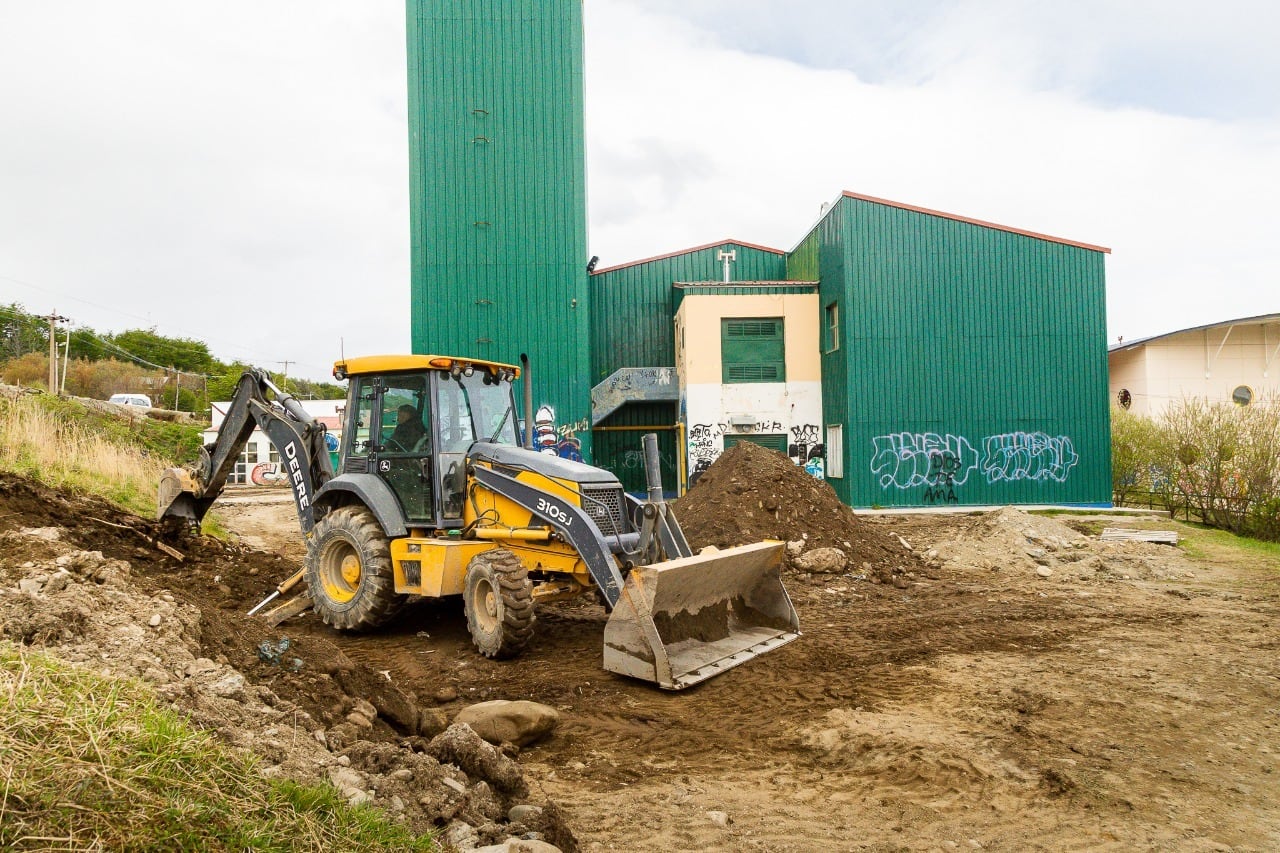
<box><xmin>533</xmin><ymin>404</ymin><xmax>587</xmax><ymax>462</ymax></box>
<box><xmin>870</xmin><ymin>431</ymin><xmax>1079</xmax><ymax>503</ymax></box>
<box><xmin>788</xmin><ymin>424</ymin><xmax>825</xmax><ymax>479</ymax></box>
<box><xmin>621</xmin><ymin>448</ymin><xmax>677</xmax><ymax>476</ymax></box>
<box><xmin>687</xmin><ymin>422</ymin><xmax>727</xmax><ymax>486</ymax></box>
<box><xmin>687</xmin><ymin>422</ymin><xmax>825</xmax><ymax>486</ymax></box>
<box><xmin>980</xmin><ymin>432</ymin><xmax>1079</xmax><ymax>483</ymax></box>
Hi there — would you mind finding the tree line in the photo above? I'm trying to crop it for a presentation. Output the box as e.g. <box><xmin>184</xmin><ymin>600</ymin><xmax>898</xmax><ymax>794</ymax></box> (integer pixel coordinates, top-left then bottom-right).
<box><xmin>0</xmin><ymin>302</ymin><xmax>345</xmax><ymax>416</ymax></box>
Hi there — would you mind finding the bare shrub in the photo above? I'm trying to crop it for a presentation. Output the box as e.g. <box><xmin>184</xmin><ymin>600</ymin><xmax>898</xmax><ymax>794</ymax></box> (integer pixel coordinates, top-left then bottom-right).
<box><xmin>1154</xmin><ymin>397</ymin><xmax>1280</xmax><ymax>539</ymax></box>
<box><xmin>1111</xmin><ymin>406</ymin><xmax>1168</xmax><ymax>507</ymax></box>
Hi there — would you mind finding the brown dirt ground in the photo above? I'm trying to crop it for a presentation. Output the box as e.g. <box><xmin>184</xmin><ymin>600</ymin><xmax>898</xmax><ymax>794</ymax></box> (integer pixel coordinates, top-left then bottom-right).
<box><xmin>4</xmin><ymin>441</ymin><xmax>1280</xmax><ymax>851</ymax></box>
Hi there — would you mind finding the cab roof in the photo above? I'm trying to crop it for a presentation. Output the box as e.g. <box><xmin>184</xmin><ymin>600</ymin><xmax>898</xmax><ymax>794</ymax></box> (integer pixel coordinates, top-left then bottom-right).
<box><xmin>332</xmin><ymin>354</ymin><xmax>521</xmax><ymax>381</ymax></box>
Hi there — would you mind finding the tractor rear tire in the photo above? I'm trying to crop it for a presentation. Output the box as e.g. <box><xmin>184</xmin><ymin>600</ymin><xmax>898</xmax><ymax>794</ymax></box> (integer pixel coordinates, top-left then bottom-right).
<box><xmin>463</xmin><ymin>548</ymin><xmax>535</xmax><ymax>659</ymax></box>
<box><xmin>306</xmin><ymin>506</ymin><xmax>404</xmax><ymax>631</ymax></box>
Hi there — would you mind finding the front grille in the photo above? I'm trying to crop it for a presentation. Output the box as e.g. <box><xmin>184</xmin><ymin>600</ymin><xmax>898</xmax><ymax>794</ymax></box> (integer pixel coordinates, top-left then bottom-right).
<box><xmin>581</xmin><ymin>485</ymin><xmax>626</xmax><ymax>537</ymax></box>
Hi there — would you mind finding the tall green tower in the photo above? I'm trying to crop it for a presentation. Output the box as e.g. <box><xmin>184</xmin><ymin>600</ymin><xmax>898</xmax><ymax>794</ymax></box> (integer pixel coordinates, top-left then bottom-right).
<box><xmin>406</xmin><ymin>0</ymin><xmax>591</xmax><ymax>458</ymax></box>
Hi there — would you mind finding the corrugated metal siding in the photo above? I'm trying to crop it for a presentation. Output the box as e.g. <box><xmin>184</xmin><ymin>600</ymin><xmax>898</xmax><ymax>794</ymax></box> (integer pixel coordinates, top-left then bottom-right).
<box><xmin>407</xmin><ymin>1</ymin><xmax>592</xmax><ymax>456</ymax></box>
<box><xmin>588</xmin><ymin>243</ymin><xmax>786</xmax><ymax>384</ymax></box>
<box><xmin>591</xmin><ymin>403</ymin><xmax>679</xmax><ymax>495</ymax></box>
<box><xmin>800</xmin><ymin>196</ymin><xmax>1110</xmax><ymax>508</ymax></box>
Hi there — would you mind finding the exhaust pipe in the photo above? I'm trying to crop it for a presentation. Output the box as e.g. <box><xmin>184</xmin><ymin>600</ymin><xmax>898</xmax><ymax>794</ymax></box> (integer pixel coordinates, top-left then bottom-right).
<box><xmin>521</xmin><ymin>353</ymin><xmax>533</xmax><ymax>449</ymax></box>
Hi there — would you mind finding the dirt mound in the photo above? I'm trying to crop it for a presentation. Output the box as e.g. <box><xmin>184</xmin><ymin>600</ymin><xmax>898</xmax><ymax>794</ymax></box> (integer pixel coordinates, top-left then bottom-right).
<box><xmin>889</xmin><ymin>505</ymin><xmax>1203</xmax><ymax>584</ymax></box>
<box><xmin>0</xmin><ymin>472</ymin><xmax>575</xmax><ymax>849</ymax></box>
<box><xmin>673</xmin><ymin>442</ymin><xmax>913</xmax><ymax>579</ymax></box>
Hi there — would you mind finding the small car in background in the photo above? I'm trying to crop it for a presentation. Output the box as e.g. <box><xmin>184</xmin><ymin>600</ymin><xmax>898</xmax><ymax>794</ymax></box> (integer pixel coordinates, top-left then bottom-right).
<box><xmin>108</xmin><ymin>393</ymin><xmax>152</xmax><ymax>408</ymax></box>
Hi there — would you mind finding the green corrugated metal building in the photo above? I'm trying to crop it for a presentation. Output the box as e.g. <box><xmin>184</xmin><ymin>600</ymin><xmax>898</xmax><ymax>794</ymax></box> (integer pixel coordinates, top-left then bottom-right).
<box><xmin>406</xmin><ymin>0</ymin><xmax>591</xmax><ymax>457</ymax></box>
<box><xmin>787</xmin><ymin>192</ymin><xmax>1111</xmax><ymax>507</ymax></box>
<box><xmin>403</xmin><ymin>6</ymin><xmax>1112</xmax><ymax>508</ymax></box>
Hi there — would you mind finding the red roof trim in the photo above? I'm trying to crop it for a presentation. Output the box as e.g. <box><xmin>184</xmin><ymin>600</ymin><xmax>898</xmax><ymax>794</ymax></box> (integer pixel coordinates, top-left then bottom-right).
<box><xmin>840</xmin><ymin>191</ymin><xmax>1111</xmax><ymax>254</ymax></box>
<box><xmin>591</xmin><ymin>238</ymin><xmax>786</xmax><ymax>275</ymax></box>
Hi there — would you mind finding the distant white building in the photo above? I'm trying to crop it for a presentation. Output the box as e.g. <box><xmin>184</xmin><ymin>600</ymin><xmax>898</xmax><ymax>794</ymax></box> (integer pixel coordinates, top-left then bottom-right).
<box><xmin>1109</xmin><ymin>313</ymin><xmax>1280</xmax><ymax>416</ymax></box>
<box><xmin>203</xmin><ymin>399</ymin><xmax>345</xmax><ymax>485</ymax></box>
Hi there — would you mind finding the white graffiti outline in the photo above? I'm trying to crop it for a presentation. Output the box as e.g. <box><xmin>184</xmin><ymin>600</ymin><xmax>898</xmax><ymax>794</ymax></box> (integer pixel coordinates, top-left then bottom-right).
<box><xmin>871</xmin><ymin>431</ymin><xmax>1080</xmax><ymax>489</ymax></box>
<box><xmin>980</xmin><ymin>432</ymin><xmax>1079</xmax><ymax>483</ymax></box>
<box><xmin>870</xmin><ymin>433</ymin><xmax>979</xmax><ymax>489</ymax></box>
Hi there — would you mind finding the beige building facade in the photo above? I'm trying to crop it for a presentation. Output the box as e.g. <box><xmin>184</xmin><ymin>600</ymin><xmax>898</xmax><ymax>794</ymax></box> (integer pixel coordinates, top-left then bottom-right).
<box><xmin>1109</xmin><ymin>314</ymin><xmax>1280</xmax><ymax>416</ymax></box>
<box><xmin>674</xmin><ymin>286</ymin><xmax>822</xmax><ymax>484</ymax></box>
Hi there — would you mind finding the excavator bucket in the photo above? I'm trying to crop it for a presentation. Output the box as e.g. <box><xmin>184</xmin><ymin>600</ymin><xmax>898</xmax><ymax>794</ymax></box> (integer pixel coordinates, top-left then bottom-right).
<box><xmin>157</xmin><ymin>465</ymin><xmax>203</xmax><ymax>523</ymax></box>
<box><xmin>603</xmin><ymin>540</ymin><xmax>800</xmax><ymax>690</ymax></box>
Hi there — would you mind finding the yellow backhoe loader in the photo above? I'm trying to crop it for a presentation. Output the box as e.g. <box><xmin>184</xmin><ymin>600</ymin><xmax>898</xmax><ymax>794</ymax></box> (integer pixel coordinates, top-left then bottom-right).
<box><xmin>159</xmin><ymin>356</ymin><xmax>799</xmax><ymax>689</ymax></box>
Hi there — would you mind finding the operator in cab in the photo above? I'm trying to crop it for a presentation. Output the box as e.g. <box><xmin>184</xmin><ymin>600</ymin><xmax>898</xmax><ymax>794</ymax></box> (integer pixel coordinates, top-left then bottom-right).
<box><xmin>388</xmin><ymin>404</ymin><xmax>427</xmax><ymax>451</ymax></box>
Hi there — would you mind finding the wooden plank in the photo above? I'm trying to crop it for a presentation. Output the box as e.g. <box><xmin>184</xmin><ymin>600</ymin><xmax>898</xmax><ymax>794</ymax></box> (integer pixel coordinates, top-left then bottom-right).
<box><xmin>1099</xmin><ymin>528</ymin><xmax>1179</xmax><ymax>544</ymax></box>
<box><xmin>155</xmin><ymin>540</ymin><xmax>185</xmax><ymax>561</ymax></box>
<box><xmin>262</xmin><ymin>594</ymin><xmax>313</xmax><ymax>627</ymax></box>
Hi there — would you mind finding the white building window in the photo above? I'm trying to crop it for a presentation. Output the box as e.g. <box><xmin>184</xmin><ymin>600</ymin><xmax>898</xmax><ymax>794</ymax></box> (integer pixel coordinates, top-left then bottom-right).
<box><xmin>826</xmin><ymin>424</ymin><xmax>844</xmax><ymax>478</ymax></box>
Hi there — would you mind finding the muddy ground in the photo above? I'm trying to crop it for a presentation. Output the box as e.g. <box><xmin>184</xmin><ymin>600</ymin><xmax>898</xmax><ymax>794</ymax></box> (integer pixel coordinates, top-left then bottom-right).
<box><xmin>4</xmin><ymin>445</ymin><xmax>1280</xmax><ymax>851</ymax></box>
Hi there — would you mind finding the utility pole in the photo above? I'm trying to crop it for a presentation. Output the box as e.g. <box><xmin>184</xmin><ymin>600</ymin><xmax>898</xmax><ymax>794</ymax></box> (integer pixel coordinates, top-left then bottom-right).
<box><xmin>42</xmin><ymin>310</ymin><xmax>68</xmax><ymax>394</ymax></box>
<box><xmin>59</xmin><ymin>324</ymin><xmax>71</xmax><ymax>394</ymax></box>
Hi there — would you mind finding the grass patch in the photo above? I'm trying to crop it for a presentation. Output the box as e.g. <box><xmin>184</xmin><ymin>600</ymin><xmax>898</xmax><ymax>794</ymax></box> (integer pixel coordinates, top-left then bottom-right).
<box><xmin>1175</xmin><ymin>523</ymin><xmax>1280</xmax><ymax>565</ymax></box>
<box><xmin>0</xmin><ymin>643</ymin><xmax>436</xmax><ymax>851</ymax></box>
<box><xmin>0</xmin><ymin>392</ymin><xmax>203</xmax><ymax>517</ymax></box>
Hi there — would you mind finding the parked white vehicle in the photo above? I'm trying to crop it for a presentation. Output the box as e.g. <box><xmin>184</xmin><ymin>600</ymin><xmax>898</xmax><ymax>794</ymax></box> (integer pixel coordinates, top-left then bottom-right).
<box><xmin>108</xmin><ymin>393</ymin><xmax>152</xmax><ymax>408</ymax></box>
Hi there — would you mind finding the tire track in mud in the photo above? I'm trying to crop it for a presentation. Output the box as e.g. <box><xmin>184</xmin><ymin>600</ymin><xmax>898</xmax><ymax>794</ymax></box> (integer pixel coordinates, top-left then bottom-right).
<box><xmin>274</xmin><ymin>563</ymin><xmax>1194</xmax><ymax>793</ymax></box>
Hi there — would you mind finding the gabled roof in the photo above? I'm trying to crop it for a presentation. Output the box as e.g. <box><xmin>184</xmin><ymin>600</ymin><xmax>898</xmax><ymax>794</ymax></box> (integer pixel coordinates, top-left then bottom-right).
<box><xmin>1109</xmin><ymin>312</ymin><xmax>1280</xmax><ymax>353</ymax></box>
<box><xmin>837</xmin><ymin>191</ymin><xmax>1111</xmax><ymax>254</ymax></box>
<box><xmin>590</xmin><ymin>238</ymin><xmax>785</xmax><ymax>276</ymax></box>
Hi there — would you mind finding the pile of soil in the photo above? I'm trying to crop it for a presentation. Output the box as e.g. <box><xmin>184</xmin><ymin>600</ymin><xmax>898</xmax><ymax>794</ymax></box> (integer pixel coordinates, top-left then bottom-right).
<box><xmin>0</xmin><ymin>473</ymin><xmax>575</xmax><ymax>850</ymax></box>
<box><xmin>673</xmin><ymin>441</ymin><xmax>917</xmax><ymax>580</ymax></box>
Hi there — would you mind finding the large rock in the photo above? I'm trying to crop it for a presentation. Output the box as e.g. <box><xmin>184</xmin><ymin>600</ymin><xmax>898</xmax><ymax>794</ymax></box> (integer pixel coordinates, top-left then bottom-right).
<box><xmin>792</xmin><ymin>547</ymin><xmax>848</xmax><ymax>574</ymax></box>
<box><xmin>428</xmin><ymin>723</ymin><xmax>529</xmax><ymax>797</ymax></box>
<box><xmin>455</xmin><ymin>700</ymin><xmax>560</xmax><ymax>747</ymax></box>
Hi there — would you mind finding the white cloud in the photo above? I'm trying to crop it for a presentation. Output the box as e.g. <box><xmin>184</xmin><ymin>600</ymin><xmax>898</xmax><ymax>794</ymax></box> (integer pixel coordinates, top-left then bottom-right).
<box><xmin>584</xmin><ymin>0</ymin><xmax>1280</xmax><ymax>344</ymax></box>
<box><xmin>0</xmin><ymin>1</ymin><xmax>1275</xmax><ymax>380</ymax></box>
<box><xmin>0</xmin><ymin>3</ymin><xmax>409</xmax><ymax>381</ymax></box>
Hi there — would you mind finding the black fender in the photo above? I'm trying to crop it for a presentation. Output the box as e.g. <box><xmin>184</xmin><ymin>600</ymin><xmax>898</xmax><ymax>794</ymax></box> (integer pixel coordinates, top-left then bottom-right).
<box><xmin>313</xmin><ymin>473</ymin><xmax>407</xmax><ymax>538</ymax></box>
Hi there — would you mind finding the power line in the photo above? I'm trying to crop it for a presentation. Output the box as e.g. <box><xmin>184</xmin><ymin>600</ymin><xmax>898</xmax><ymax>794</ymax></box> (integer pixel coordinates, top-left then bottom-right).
<box><xmin>0</xmin><ymin>304</ymin><xmax>211</xmax><ymax>379</ymax></box>
<box><xmin>0</xmin><ymin>272</ymin><xmax>321</xmax><ymax>372</ymax></box>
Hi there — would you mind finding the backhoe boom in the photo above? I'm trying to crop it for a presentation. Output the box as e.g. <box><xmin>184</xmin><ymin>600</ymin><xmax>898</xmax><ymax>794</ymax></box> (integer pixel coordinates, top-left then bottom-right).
<box><xmin>157</xmin><ymin>368</ymin><xmax>333</xmax><ymax>533</ymax></box>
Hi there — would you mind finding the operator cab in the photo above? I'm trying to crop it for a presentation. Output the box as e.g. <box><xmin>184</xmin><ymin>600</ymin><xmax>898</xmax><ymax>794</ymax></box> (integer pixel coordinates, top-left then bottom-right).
<box><xmin>333</xmin><ymin>355</ymin><xmax>521</xmax><ymax>528</ymax></box>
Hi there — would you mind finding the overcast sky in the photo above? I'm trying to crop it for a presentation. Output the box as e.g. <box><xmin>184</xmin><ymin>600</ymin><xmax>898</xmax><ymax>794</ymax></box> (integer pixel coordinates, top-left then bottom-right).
<box><xmin>1</xmin><ymin>2</ymin><xmax>1276</xmax><ymax>382</ymax></box>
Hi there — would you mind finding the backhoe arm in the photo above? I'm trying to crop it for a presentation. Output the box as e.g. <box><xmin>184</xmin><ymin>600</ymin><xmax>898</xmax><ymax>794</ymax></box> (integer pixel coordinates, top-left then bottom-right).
<box><xmin>157</xmin><ymin>368</ymin><xmax>333</xmax><ymax>534</ymax></box>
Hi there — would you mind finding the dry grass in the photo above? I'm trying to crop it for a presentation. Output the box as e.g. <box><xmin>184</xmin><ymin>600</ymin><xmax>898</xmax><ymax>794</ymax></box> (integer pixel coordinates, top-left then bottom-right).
<box><xmin>0</xmin><ymin>393</ymin><xmax>167</xmax><ymax>517</ymax></box>
<box><xmin>0</xmin><ymin>643</ymin><xmax>437</xmax><ymax>851</ymax></box>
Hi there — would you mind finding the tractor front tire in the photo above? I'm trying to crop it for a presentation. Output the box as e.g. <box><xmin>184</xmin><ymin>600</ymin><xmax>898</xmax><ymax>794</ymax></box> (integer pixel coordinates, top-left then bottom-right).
<box><xmin>306</xmin><ymin>506</ymin><xmax>403</xmax><ymax>631</ymax></box>
<box><xmin>463</xmin><ymin>548</ymin><xmax>535</xmax><ymax>659</ymax></box>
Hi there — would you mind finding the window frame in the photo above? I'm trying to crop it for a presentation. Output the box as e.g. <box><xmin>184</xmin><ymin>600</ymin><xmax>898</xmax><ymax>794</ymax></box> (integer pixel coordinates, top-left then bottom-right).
<box><xmin>721</xmin><ymin>317</ymin><xmax>786</xmax><ymax>384</ymax></box>
<box><xmin>825</xmin><ymin>424</ymin><xmax>844</xmax><ymax>478</ymax></box>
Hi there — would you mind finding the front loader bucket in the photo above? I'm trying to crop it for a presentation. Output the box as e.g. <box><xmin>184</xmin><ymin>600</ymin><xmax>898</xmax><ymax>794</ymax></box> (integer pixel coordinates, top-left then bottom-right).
<box><xmin>603</xmin><ymin>541</ymin><xmax>800</xmax><ymax>690</ymax></box>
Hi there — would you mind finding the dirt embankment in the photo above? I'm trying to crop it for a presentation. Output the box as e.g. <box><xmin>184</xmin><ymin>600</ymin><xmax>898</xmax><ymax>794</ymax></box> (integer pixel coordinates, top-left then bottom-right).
<box><xmin>4</xmin><ymin>441</ymin><xmax>1280</xmax><ymax>851</ymax></box>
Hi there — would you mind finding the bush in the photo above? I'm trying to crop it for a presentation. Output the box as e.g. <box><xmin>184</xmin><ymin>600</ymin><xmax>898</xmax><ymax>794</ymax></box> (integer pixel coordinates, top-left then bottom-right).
<box><xmin>1116</xmin><ymin>397</ymin><xmax>1280</xmax><ymax>540</ymax></box>
<box><xmin>1110</xmin><ymin>406</ymin><xmax>1168</xmax><ymax>506</ymax></box>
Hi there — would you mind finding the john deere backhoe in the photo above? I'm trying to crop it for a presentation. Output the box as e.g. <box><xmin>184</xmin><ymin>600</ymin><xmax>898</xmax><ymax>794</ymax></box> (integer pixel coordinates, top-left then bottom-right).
<box><xmin>159</xmin><ymin>355</ymin><xmax>799</xmax><ymax>689</ymax></box>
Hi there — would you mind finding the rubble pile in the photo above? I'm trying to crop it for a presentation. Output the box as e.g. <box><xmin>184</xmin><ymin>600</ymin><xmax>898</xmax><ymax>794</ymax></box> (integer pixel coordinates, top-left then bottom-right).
<box><xmin>0</xmin><ymin>472</ymin><xmax>577</xmax><ymax>852</ymax></box>
<box><xmin>673</xmin><ymin>442</ymin><xmax>920</xmax><ymax>583</ymax></box>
